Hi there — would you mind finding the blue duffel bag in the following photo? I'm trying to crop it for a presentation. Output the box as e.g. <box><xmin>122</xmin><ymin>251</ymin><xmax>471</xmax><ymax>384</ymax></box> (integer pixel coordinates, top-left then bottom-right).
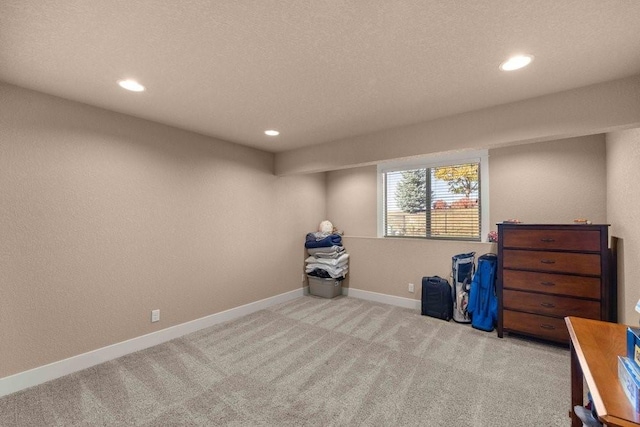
<box><xmin>467</xmin><ymin>253</ymin><xmax>498</xmax><ymax>332</ymax></box>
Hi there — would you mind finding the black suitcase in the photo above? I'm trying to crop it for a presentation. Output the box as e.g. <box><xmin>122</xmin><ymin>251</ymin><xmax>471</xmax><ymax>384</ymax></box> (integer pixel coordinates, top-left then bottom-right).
<box><xmin>421</xmin><ymin>276</ymin><xmax>453</xmax><ymax>321</ymax></box>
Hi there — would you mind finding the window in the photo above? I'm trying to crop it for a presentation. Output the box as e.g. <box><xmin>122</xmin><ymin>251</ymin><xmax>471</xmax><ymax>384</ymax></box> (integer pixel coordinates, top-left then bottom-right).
<box><xmin>379</xmin><ymin>152</ymin><xmax>488</xmax><ymax>241</ymax></box>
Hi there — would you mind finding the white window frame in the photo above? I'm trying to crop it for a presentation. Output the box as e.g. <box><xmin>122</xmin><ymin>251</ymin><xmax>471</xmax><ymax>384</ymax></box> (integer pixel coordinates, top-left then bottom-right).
<box><xmin>377</xmin><ymin>150</ymin><xmax>489</xmax><ymax>241</ymax></box>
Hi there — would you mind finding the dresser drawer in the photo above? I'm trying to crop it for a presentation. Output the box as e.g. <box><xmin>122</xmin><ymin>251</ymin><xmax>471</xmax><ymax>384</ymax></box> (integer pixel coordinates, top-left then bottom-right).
<box><xmin>503</xmin><ymin>310</ymin><xmax>569</xmax><ymax>342</ymax></box>
<box><xmin>502</xmin><ymin>270</ymin><xmax>601</xmax><ymax>299</ymax></box>
<box><xmin>503</xmin><ymin>250</ymin><xmax>601</xmax><ymax>275</ymax></box>
<box><xmin>502</xmin><ymin>229</ymin><xmax>600</xmax><ymax>251</ymax></box>
<box><xmin>503</xmin><ymin>289</ymin><xmax>600</xmax><ymax>319</ymax></box>
<box><xmin>497</xmin><ymin>224</ymin><xmax>613</xmax><ymax>343</ymax></box>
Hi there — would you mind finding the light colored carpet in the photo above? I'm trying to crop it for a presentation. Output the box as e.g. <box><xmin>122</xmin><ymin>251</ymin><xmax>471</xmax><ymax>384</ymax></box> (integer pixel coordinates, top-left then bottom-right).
<box><xmin>0</xmin><ymin>296</ymin><xmax>570</xmax><ymax>426</ymax></box>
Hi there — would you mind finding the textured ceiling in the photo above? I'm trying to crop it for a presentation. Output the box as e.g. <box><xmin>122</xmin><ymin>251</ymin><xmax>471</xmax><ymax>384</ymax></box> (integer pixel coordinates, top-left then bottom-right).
<box><xmin>1</xmin><ymin>1</ymin><xmax>640</xmax><ymax>153</ymax></box>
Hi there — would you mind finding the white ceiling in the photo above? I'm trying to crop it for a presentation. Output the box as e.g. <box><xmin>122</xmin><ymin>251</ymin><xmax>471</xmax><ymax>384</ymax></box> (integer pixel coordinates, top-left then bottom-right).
<box><xmin>2</xmin><ymin>1</ymin><xmax>640</xmax><ymax>153</ymax></box>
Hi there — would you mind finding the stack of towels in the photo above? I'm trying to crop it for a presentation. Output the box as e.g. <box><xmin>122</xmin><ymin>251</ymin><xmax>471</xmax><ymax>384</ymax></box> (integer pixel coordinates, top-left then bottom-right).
<box><xmin>304</xmin><ymin>232</ymin><xmax>349</xmax><ymax>279</ymax></box>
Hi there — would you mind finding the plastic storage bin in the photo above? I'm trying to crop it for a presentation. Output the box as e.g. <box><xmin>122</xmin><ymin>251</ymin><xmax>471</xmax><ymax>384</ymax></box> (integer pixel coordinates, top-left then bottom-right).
<box><xmin>307</xmin><ymin>275</ymin><xmax>342</xmax><ymax>299</ymax></box>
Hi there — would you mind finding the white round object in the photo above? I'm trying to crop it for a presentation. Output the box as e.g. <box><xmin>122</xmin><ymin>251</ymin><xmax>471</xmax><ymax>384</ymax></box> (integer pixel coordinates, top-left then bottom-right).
<box><xmin>319</xmin><ymin>220</ymin><xmax>333</xmax><ymax>234</ymax></box>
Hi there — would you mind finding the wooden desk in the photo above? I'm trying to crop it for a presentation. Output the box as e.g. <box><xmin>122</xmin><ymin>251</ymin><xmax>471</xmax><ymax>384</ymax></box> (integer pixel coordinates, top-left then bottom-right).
<box><xmin>566</xmin><ymin>316</ymin><xmax>640</xmax><ymax>427</ymax></box>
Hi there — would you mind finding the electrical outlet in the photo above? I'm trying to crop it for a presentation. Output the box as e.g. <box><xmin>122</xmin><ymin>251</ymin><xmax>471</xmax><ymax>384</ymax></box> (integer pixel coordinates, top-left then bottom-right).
<box><xmin>408</xmin><ymin>283</ymin><xmax>415</xmax><ymax>293</ymax></box>
<box><xmin>151</xmin><ymin>309</ymin><xmax>160</xmax><ymax>323</ymax></box>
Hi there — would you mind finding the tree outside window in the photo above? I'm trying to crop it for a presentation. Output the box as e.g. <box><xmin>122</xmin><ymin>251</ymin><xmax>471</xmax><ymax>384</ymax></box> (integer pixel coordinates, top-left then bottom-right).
<box><xmin>385</xmin><ymin>162</ymin><xmax>480</xmax><ymax>240</ymax></box>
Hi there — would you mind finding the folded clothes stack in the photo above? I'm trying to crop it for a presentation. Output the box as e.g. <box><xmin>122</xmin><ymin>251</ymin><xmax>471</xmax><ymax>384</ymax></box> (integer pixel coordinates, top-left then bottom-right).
<box><xmin>304</xmin><ymin>232</ymin><xmax>342</xmax><ymax>249</ymax></box>
<box><xmin>304</xmin><ymin>232</ymin><xmax>349</xmax><ymax>279</ymax></box>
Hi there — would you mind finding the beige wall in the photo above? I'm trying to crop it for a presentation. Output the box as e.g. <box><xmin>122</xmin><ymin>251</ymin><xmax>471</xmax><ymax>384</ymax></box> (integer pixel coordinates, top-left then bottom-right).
<box><xmin>0</xmin><ymin>83</ymin><xmax>326</xmax><ymax>378</ymax></box>
<box><xmin>326</xmin><ymin>165</ymin><xmax>378</xmax><ymax>237</ymax></box>
<box><xmin>489</xmin><ymin>135</ymin><xmax>607</xmax><ymax>227</ymax></box>
<box><xmin>276</xmin><ymin>74</ymin><xmax>640</xmax><ymax>175</ymax></box>
<box><xmin>326</xmin><ymin>136</ymin><xmax>607</xmax><ymax>300</ymax></box>
<box><xmin>607</xmin><ymin>128</ymin><xmax>640</xmax><ymax>325</ymax></box>
<box><xmin>345</xmin><ymin>237</ymin><xmax>493</xmax><ymax>299</ymax></box>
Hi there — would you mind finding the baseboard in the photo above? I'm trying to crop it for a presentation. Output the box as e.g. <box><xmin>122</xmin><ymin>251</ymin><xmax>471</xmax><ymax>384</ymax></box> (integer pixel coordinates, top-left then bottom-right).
<box><xmin>343</xmin><ymin>287</ymin><xmax>421</xmax><ymax>310</ymax></box>
<box><xmin>0</xmin><ymin>288</ymin><xmax>304</xmax><ymax>398</ymax></box>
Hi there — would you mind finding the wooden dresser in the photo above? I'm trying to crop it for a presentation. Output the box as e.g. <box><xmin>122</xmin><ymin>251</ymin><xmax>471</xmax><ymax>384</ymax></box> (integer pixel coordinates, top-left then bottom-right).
<box><xmin>497</xmin><ymin>224</ymin><xmax>615</xmax><ymax>343</ymax></box>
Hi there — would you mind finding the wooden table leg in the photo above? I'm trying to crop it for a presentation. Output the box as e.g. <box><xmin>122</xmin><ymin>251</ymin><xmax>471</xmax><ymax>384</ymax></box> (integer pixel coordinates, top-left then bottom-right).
<box><xmin>570</xmin><ymin>340</ymin><xmax>584</xmax><ymax>427</ymax></box>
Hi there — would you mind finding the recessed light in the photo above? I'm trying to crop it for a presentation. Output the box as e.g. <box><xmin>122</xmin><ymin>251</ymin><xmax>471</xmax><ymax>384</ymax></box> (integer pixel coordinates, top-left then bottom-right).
<box><xmin>264</xmin><ymin>130</ymin><xmax>280</xmax><ymax>136</ymax></box>
<box><xmin>499</xmin><ymin>54</ymin><xmax>534</xmax><ymax>71</ymax></box>
<box><xmin>118</xmin><ymin>79</ymin><xmax>145</xmax><ymax>92</ymax></box>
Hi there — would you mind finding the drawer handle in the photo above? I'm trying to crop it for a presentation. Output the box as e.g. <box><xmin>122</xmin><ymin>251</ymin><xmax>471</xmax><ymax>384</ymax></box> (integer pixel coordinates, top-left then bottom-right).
<box><xmin>540</xmin><ymin>259</ymin><xmax>556</xmax><ymax>264</ymax></box>
<box><xmin>540</xmin><ymin>238</ymin><xmax>555</xmax><ymax>243</ymax></box>
<box><xmin>540</xmin><ymin>303</ymin><xmax>556</xmax><ymax>308</ymax></box>
<box><xmin>540</xmin><ymin>324</ymin><xmax>556</xmax><ymax>330</ymax></box>
<box><xmin>540</xmin><ymin>281</ymin><xmax>555</xmax><ymax>287</ymax></box>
